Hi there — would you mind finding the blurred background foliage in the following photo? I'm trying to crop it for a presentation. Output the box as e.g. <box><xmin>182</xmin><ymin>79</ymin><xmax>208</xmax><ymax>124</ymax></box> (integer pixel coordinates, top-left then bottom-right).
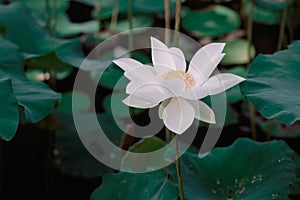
<box><xmin>0</xmin><ymin>0</ymin><xmax>300</xmax><ymax>199</ymax></box>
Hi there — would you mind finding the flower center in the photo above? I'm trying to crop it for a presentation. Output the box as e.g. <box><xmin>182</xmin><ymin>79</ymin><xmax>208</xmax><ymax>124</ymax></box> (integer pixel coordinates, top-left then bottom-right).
<box><xmin>162</xmin><ymin>70</ymin><xmax>195</xmax><ymax>88</ymax></box>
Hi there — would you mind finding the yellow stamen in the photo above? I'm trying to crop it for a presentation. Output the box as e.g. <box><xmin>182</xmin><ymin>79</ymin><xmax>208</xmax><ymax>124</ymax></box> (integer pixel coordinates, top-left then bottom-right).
<box><xmin>162</xmin><ymin>70</ymin><xmax>195</xmax><ymax>88</ymax></box>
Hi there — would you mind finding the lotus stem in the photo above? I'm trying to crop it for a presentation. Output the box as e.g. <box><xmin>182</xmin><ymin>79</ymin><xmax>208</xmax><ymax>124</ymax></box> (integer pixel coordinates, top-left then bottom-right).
<box><xmin>109</xmin><ymin>0</ymin><xmax>119</xmax><ymax>31</ymax></box>
<box><xmin>174</xmin><ymin>133</ymin><xmax>185</xmax><ymax>200</ymax></box>
<box><xmin>164</xmin><ymin>0</ymin><xmax>170</xmax><ymax>46</ymax></box>
<box><xmin>128</xmin><ymin>0</ymin><xmax>133</xmax><ymax>51</ymax></box>
<box><xmin>97</xmin><ymin>0</ymin><xmax>102</xmax><ymax>32</ymax></box>
<box><xmin>277</xmin><ymin>0</ymin><xmax>288</xmax><ymax>51</ymax></box>
<box><xmin>174</xmin><ymin>0</ymin><xmax>181</xmax><ymax>46</ymax></box>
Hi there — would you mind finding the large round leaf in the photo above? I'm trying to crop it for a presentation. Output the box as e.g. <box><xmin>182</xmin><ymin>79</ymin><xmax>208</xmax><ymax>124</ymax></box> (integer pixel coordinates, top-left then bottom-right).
<box><xmin>241</xmin><ymin>40</ymin><xmax>300</xmax><ymax>125</ymax></box>
<box><xmin>0</xmin><ymin>37</ymin><xmax>61</xmax><ymax>124</ymax></box>
<box><xmin>169</xmin><ymin>138</ymin><xmax>297</xmax><ymax>199</ymax></box>
<box><xmin>182</xmin><ymin>5</ymin><xmax>240</xmax><ymax>38</ymax></box>
<box><xmin>91</xmin><ymin>170</ymin><xmax>178</xmax><ymax>200</ymax></box>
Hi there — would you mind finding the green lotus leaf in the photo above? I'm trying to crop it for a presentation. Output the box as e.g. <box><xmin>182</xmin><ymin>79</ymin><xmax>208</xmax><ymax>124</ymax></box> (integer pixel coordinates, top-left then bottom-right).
<box><xmin>0</xmin><ymin>70</ymin><xmax>19</xmax><ymax>141</ymax></box>
<box><xmin>220</xmin><ymin>66</ymin><xmax>247</xmax><ymax>103</ymax></box>
<box><xmin>255</xmin><ymin>0</ymin><xmax>293</xmax><ymax>10</ymax></box>
<box><xmin>241</xmin><ymin>40</ymin><xmax>300</xmax><ymax>125</ymax></box>
<box><xmin>103</xmin><ymin>92</ymin><xmax>143</xmax><ymax>118</ymax></box>
<box><xmin>132</xmin><ymin>0</ymin><xmax>178</xmax><ymax>14</ymax></box>
<box><xmin>129</xmin><ymin>137</ymin><xmax>166</xmax><ymax>153</ymax></box>
<box><xmin>0</xmin><ymin>37</ymin><xmax>61</xmax><ymax>124</ymax></box>
<box><xmin>91</xmin><ymin>170</ymin><xmax>178</xmax><ymax>200</ymax></box>
<box><xmin>54</xmin><ymin>113</ymin><xmax>124</xmax><ymax>178</ymax></box>
<box><xmin>182</xmin><ymin>5</ymin><xmax>240</xmax><ymax>38</ymax></box>
<box><xmin>25</xmin><ymin>52</ymin><xmax>72</xmax><ymax>71</ymax></box>
<box><xmin>56</xmin><ymin>91</ymin><xmax>90</xmax><ymax>113</ymax></box>
<box><xmin>221</xmin><ymin>39</ymin><xmax>256</xmax><ymax>65</ymax></box>
<box><xmin>54</xmin><ymin>13</ymin><xmax>99</xmax><ymax>37</ymax></box>
<box><xmin>244</xmin><ymin>0</ymin><xmax>281</xmax><ymax>25</ymax></box>
<box><xmin>87</xmin><ymin>0</ymin><xmax>179</xmax><ymax>19</ymax></box>
<box><xmin>0</xmin><ymin>3</ymin><xmax>106</xmax><ymax>71</ymax></box>
<box><xmin>169</xmin><ymin>138</ymin><xmax>297</xmax><ymax>199</ymax></box>
<box><xmin>121</xmin><ymin>137</ymin><xmax>169</xmax><ymax>172</ymax></box>
<box><xmin>12</xmin><ymin>0</ymin><xmax>98</xmax><ymax>37</ymax></box>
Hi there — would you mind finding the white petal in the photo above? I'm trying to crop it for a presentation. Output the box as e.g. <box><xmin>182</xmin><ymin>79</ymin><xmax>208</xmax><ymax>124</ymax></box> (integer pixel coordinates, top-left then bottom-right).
<box><xmin>186</xmin><ymin>73</ymin><xmax>245</xmax><ymax>99</ymax></box>
<box><xmin>162</xmin><ymin>79</ymin><xmax>185</xmax><ymax>97</ymax></box>
<box><xmin>151</xmin><ymin>37</ymin><xmax>177</xmax><ymax>72</ymax></box>
<box><xmin>126</xmin><ymin>82</ymin><xmax>172</xmax><ymax>104</ymax></box>
<box><xmin>162</xmin><ymin>97</ymin><xmax>195</xmax><ymax>134</ymax></box>
<box><xmin>123</xmin><ymin>95</ymin><xmax>158</xmax><ymax>109</ymax></box>
<box><xmin>113</xmin><ymin>58</ymin><xmax>143</xmax><ymax>72</ymax></box>
<box><xmin>189</xmin><ymin>100</ymin><xmax>215</xmax><ymax>123</ymax></box>
<box><xmin>169</xmin><ymin>47</ymin><xmax>186</xmax><ymax>71</ymax></box>
<box><xmin>124</xmin><ymin>65</ymin><xmax>157</xmax><ymax>81</ymax></box>
<box><xmin>158</xmin><ymin>99</ymin><xmax>171</xmax><ymax>119</ymax></box>
<box><xmin>188</xmin><ymin>43</ymin><xmax>225</xmax><ymax>86</ymax></box>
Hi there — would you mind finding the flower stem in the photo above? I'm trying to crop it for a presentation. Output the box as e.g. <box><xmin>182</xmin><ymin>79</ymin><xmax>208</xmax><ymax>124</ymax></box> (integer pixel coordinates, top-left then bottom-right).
<box><xmin>97</xmin><ymin>0</ymin><xmax>102</xmax><ymax>32</ymax></box>
<box><xmin>277</xmin><ymin>0</ymin><xmax>288</xmax><ymax>51</ymax></box>
<box><xmin>165</xmin><ymin>126</ymin><xmax>171</xmax><ymax>143</ymax></box>
<box><xmin>109</xmin><ymin>0</ymin><xmax>119</xmax><ymax>31</ymax></box>
<box><xmin>174</xmin><ymin>0</ymin><xmax>181</xmax><ymax>46</ymax></box>
<box><xmin>164</xmin><ymin>0</ymin><xmax>170</xmax><ymax>46</ymax></box>
<box><xmin>173</xmin><ymin>133</ymin><xmax>185</xmax><ymax>200</ymax></box>
<box><xmin>128</xmin><ymin>0</ymin><xmax>133</xmax><ymax>51</ymax></box>
<box><xmin>119</xmin><ymin>124</ymin><xmax>135</xmax><ymax>155</ymax></box>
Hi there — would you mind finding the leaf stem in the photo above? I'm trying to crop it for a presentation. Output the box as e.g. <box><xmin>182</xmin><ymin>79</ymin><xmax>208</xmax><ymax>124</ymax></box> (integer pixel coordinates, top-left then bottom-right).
<box><xmin>266</xmin><ymin>120</ymin><xmax>272</xmax><ymax>140</ymax></box>
<box><xmin>128</xmin><ymin>0</ymin><xmax>133</xmax><ymax>51</ymax></box>
<box><xmin>277</xmin><ymin>0</ymin><xmax>288</xmax><ymax>51</ymax></box>
<box><xmin>174</xmin><ymin>0</ymin><xmax>181</xmax><ymax>46</ymax></box>
<box><xmin>165</xmin><ymin>126</ymin><xmax>171</xmax><ymax>143</ymax></box>
<box><xmin>97</xmin><ymin>0</ymin><xmax>102</xmax><ymax>32</ymax></box>
<box><xmin>174</xmin><ymin>133</ymin><xmax>185</xmax><ymax>200</ymax></box>
<box><xmin>164</xmin><ymin>0</ymin><xmax>170</xmax><ymax>46</ymax></box>
<box><xmin>109</xmin><ymin>0</ymin><xmax>119</xmax><ymax>31</ymax></box>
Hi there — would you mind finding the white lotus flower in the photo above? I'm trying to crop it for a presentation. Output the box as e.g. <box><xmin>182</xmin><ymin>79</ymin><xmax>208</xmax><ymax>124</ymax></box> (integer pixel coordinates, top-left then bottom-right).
<box><xmin>113</xmin><ymin>37</ymin><xmax>245</xmax><ymax>134</ymax></box>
